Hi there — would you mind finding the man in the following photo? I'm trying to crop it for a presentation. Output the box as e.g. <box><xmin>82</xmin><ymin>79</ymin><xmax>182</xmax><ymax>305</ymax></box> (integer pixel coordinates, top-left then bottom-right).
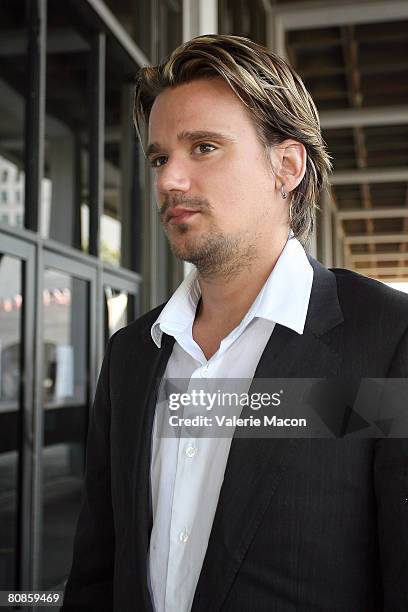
<box><xmin>62</xmin><ymin>35</ymin><xmax>408</xmax><ymax>611</ymax></box>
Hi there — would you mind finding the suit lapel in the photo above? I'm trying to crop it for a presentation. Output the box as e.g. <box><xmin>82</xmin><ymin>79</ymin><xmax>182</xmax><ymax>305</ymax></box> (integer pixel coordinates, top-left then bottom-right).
<box><xmin>131</xmin><ymin>328</ymin><xmax>175</xmax><ymax>608</ymax></box>
<box><xmin>191</xmin><ymin>258</ymin><xmax>344</xmax><ymax>612</ymax></box>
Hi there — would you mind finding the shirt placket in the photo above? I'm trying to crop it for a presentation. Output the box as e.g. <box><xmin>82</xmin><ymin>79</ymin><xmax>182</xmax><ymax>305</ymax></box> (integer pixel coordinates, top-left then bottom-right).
<box><xmin>164</xmin><ymin>364</ymin><xmax>208</xmax><ymax>610</ymax></box>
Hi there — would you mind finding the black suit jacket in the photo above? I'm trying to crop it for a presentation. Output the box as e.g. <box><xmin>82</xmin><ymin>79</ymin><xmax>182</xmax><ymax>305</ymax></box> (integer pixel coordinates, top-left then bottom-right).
<box><xmin>61</xmin><ymin>258</ymin><xmax>408</xmax><ymax>611</ymax></box>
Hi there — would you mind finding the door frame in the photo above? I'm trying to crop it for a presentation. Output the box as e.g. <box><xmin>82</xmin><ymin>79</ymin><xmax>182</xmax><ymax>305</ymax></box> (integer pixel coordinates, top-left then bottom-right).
<box><xmin>0</xmin><ymin>231</ymin><xmax>35</xmax><ymax>591</ymax></box>
<box><xmin>33</xmin><ymin>248</ymin><xmax>97</xmax><ymax>589</ymax></box>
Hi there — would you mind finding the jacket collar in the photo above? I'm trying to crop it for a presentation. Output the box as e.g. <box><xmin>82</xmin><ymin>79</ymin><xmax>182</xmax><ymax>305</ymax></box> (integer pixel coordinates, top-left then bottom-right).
<box><xmin>306</xmin><ymin>255</ymin><xmax>344</xmax><ymax>337</ymax></box>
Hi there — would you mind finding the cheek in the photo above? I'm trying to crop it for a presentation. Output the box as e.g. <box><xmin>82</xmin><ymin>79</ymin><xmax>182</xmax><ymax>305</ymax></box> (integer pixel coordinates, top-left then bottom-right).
<box><xmin>210</xmin><ymin>162</ymin><xmax>272</xmax><ymax>206</ymax></box>
<box><xmin>193</xmin><ymin>155</ymin><xmax>275</xmax><ymax>222</ymax></box>
<box><xmin>197</xmin><ymin>158</ymin><xmax>248</xmax><ymax>196</ymax></box>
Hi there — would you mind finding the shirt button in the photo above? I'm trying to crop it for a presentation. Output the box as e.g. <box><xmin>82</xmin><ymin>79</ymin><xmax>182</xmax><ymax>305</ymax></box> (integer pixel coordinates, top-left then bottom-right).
<box><xmin>179</xmin><ymin>530</ymin><xmax>189</xmax><ymax>543</ymax></box>
<box><xmin>185</xmin><ymin>446</ymin><xmax>197</xmax><ymax>458</ymax></box>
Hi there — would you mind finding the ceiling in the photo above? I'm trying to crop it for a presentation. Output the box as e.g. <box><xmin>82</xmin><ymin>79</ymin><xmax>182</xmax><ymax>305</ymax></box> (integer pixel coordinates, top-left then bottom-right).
<box><xmin>285</xmin><ymin>15</ymin><xmax>408</xmax><ymax>282</ymax></box>
<box><xmin>220</xmin><ymin>0</ymin><xmax>408</xmax><ymax>282</ymax></box>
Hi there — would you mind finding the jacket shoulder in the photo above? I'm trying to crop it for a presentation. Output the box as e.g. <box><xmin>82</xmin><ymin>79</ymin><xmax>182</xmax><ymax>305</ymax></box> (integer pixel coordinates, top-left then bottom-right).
<box><xmin>331</xmin><ymin>267</ymin><xmax>408</xmax><ymax>332</ymax></box>
<box><xmin>331</xmin><ymin>267</ymin><xmax>408</xmax><ymax>308</ymax></box>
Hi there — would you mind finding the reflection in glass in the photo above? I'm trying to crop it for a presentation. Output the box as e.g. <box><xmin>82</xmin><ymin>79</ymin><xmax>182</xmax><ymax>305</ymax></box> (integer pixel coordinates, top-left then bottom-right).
<box><xmin>103</xmin><ymin>54</ymin><xmax>141</xmax><ymax>269</ymax></box>
<box><xmin>42</xmin><ymin>1</ymin><xmax>91</xmax><ymax>251</ymax></box>
<box><xmin>104</xmin><ymin>286</ymin><xmax>131</xmax><ymax>341</ymax></box>
<box><xmin>41</xmin><ymin>269</ymin><xmax>88</xmax><ymax>589</ymax></box>
<box><xmin>0</xmin><ymin>1</ymin><xmax>27</xmax><ymax>230</ymax></box>
<box><xmin>104</xmin><ymin>285</ymin><xmax>138</xmax><ymax>346</ymax></box>
<box><xmin>103</xmin><ymin>80</ymin><xmax>123</xmax><ymax>267</ymax></box>
<box><xmin>106</xmin><ymin>286</ymin><xmax>128</xmax><ymax>333</ymax></box>
<box><xmin>0</xmin><ymin>254</ymin><xmax>22</xmax><ymax>590</ymax></box>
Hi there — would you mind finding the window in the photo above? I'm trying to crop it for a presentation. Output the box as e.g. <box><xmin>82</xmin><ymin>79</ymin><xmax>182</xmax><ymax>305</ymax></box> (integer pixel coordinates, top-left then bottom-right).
<box><xmin>41</xmin><ymin>268</ymin><xmax>89</xmax><ymax>589</ymax></box>
<box><xmin>42</xmin><ymin>2</ymin><xmax>92</xmax><ymax>251</ymax></box>
<box><xmin>0</xmin><ymin>255</ymin><xmax>22</xmax><ymax>590</ymax></box>
<box><xmin>102</xmin><ymin>46</ymin><xmax>143</xmax><ymax>269</ymax></box>
<box><xmin>0</xmin><ymin>0</ymin><xmax>26</xmax><ymax>230</ymax></box>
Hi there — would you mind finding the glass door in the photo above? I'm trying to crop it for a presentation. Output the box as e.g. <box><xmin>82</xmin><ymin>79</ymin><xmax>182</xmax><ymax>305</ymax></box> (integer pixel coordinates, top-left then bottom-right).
<box><xmin>39</xmin><ymin>251</ymin><xmax>96</xmax><ymax>591</ymax></box>
<box><xmin>0</xmin><ymin>232</ymin><xmax>35</xmax><ymax>592</ymax></box>
<box><xmin>102</xmin><ymin>270</ymin><xmax>140</xmax><ymax>347</ymax></box>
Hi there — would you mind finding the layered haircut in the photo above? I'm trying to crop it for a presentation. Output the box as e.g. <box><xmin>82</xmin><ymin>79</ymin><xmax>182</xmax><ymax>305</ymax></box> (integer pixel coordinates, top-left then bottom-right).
<box><xmin>134</xmin><ymin>34</ymin><xmax>332</xmax><ymax>245</ymax></box>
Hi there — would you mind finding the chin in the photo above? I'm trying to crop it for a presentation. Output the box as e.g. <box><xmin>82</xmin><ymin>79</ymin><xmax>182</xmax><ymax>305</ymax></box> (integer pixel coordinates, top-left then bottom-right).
<box><xmin>170</xmin><ymin>245</ymin><xmax>200</xmax><ymax>263</ymax></box>
<box><xmin>167</xmin><ymin>231</ymin><xmax>201</xmax><ymax>258</ymax></box>
<box><xmin>169</xmin><ymin>238</ymin><xmax>206</xmax><ymax>263</ymax></box>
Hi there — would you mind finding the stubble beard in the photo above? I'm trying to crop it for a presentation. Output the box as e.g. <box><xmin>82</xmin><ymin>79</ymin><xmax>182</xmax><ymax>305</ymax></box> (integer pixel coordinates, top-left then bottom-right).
<box><xmin>160</xmin><ymin>194</ymin><xmax>260</xmax><ymax>280</ymax></box>
<box><xmin>165</xmin><ymin>220</ymin><xmax>260</xmax><ymax>280</ymax></box>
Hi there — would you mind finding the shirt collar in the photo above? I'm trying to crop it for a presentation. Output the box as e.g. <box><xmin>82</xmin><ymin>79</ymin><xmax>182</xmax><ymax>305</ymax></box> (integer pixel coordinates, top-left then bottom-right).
<box><xmin>151</xmin><ymin>268</ymin><xmax>201</xmax><ymax>347</ymax></box>
<box><xmin>151</xmin><ymin>232</ymin><xmax>313</xmax><ymax>347</ymax></box>
<box><xmin>253</xmin><ymin>234</ymin><xmax>313</xmax><ymax>334</ymax></box>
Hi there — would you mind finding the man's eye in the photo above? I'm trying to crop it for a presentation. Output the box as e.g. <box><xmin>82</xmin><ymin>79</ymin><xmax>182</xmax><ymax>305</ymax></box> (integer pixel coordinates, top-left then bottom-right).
<box><xmin>150</xmin><ymin>156</ymin><xmax>167</xmax><ymax>168</ymax></box>
<box><xmin>194</xmin><ymin>143</ymin><xmax>216</xmax><ymax>155</ymax></box>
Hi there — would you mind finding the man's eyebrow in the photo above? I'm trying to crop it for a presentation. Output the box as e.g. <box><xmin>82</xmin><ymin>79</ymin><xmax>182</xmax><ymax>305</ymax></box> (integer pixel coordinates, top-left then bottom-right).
<box><xmin>146</xmin><ymin>130</ymin><xmax>236</xmax><ymax>158</ymax></box>
<box><xmin>178</xmin><ymin>130</ymin><xmax>236</xmax><ymax>144</ymax></box>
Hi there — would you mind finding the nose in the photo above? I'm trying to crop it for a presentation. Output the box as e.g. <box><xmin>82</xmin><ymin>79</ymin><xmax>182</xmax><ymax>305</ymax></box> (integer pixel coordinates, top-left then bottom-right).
<box><xmin>155</xmin><ymin>155</ymin><xmax>191</xmax><ymax>195</ymax></box>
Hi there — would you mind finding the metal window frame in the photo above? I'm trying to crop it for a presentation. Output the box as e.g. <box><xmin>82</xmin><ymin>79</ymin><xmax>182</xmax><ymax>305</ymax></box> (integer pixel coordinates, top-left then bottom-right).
<box><xmin>0</xmin><ymin>232</ymin><xmax>36</xmax><ymax>593</ymax></box>
<box><xmin>83</xmin><ymin>0</ymin><xmax>150</xmax><ymax>67</ymax></box>
<box><xmin>88</xmin><ymin>32</ymin><xmax>106</xmax><ymax>258</ymax></box>
<box><xmin>33</xmin><ymin>248</ymin><xmax>98</xmax><ymax>591</ymax></box>
<box><xmin>24</xmin><ymin>0</ymin><xmax>47</xmax><ymax>233</ymax></box>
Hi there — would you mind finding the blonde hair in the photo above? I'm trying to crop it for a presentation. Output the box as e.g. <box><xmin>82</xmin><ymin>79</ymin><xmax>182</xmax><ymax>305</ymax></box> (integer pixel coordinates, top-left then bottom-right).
<box><xmin>134</xmin><ymin>34</ymin><xmax>332</xmax><ymax>245</ymax></box>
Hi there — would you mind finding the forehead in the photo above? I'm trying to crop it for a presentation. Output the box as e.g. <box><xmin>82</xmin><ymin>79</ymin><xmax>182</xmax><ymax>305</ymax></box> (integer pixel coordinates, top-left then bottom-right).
<box><xmin>148</xmin><ymin>77</ymin><xmax>252</xmax><ymax>141</ymax></box>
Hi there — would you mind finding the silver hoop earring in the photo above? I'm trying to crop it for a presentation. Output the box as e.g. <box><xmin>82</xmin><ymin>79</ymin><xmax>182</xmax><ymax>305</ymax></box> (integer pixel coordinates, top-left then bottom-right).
<box><xmin>281</xmin><ymin>185</ymin><xmax>287</xmax><ymax>199</ymax></box>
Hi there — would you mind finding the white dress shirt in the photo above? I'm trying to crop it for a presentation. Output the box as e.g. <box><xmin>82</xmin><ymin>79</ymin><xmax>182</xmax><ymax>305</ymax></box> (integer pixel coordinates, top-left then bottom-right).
<box><xmin>148</xmin><ymin>234</ymin><xmax>313</xmax><ymax>612</ymax></box>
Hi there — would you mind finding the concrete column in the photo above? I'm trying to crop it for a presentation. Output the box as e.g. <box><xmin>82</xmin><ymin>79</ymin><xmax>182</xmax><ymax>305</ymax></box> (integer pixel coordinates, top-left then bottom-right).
<box><xmin>334</xmin><ymin>222</ymin><xmax>345</xmax><ymax>268</ymax></box>
<box><xmin>182</xmin><ymin>0</ymin><xmax>218</xmax><ymax>279</ymax></box>
<box><xmin>48</xmin><ymin>135</ymin><xmax>75</xmax><ymax>245</ymax></box>
<box><xmin>120</xmin><ymin>83</ymin><xmax>135</xmax><ymax>270</ymax></box>
<box><xmin>308</xmin><ymin>225</ymin><xmax>318</xmax><ymax>259</ymax></box>
<box><xmin>321</xmin><ymin>188</ymin><xmax>334</xmax><ymax>267</ymax></box>
<box><xmin>183</xmin><ymin>0</ymin><xmax>218</xmax><ymax>42</ymax></box>
<box><xmin>266</xmin><ymin>12</ymin><xmax>287</xmax><ymax>59</ymax></box>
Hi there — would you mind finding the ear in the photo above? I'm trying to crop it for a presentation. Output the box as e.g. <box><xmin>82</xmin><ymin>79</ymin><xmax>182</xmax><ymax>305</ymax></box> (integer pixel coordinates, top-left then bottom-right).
<box><xmin>271</xmin><ymin>139</ymin><xmax>307</xmax><ymax>195</ymax></box>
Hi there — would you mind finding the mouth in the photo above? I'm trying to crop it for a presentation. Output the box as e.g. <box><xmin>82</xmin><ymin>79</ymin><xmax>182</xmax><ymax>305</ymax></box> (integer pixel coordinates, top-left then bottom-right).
<box><xmin>167</xmin><ymin>208</ymin><xmax>199</xmax><ymax>225</ymax></box>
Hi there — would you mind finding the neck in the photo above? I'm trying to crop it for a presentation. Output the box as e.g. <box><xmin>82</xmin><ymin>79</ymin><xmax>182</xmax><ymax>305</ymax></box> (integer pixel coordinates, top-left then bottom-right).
<box><xmin>195</xmin><ymin>231</ymin><xmax>289</xmax><ymax>327</ymax></box>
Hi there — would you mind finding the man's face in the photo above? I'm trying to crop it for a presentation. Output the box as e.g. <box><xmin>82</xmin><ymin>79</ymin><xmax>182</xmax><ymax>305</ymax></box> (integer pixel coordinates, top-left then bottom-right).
<box><xmin>147</xmin><ymin>77</ymin><xmax>289</xmax><ymax>276</ymax></box>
